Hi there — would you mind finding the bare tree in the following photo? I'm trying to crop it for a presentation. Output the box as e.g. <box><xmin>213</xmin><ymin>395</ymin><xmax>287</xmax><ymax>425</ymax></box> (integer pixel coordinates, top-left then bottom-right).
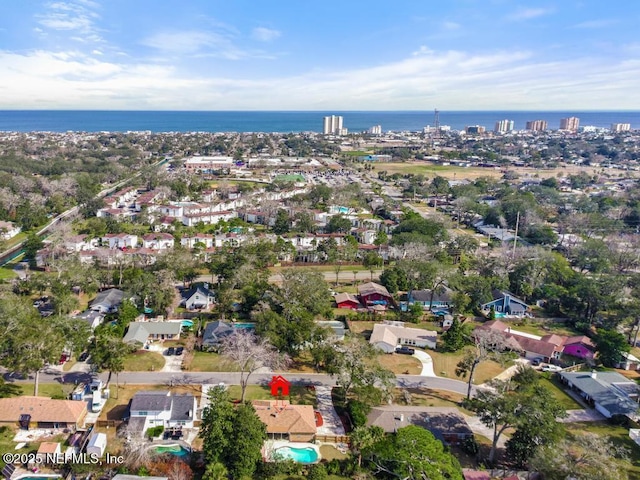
<box><xmin>220</xmin><ymin>330</ymin><xmax>288</xmax><ymax>402</ymax></box>
<box><xmin>456</xmin><ymin>328</ymin><xmax>511</xmax><ymax>399</ymax></box>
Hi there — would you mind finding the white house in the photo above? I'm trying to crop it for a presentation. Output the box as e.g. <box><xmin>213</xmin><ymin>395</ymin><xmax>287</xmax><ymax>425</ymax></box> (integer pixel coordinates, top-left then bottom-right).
<box><xmin>142</xmin><ymin>233</ymin><xmax>175</xmax><ymax>250</ymax></box>
<box><xmin>181</xmin><ymin>234</ymin><xmax>214</xmax><ymax>249</ymax></box>
<box><xmin>65</xmin><ymin>234</ymin><xmax>98</xmax><ymax>252</ymax></box>
<box><xmin>182</xmin><ymin>285</ymin><xmax>215</xmax><ymax>310</ymax></box>
<box><xmin>129</xmin><ymin>391</ymin><xmax>198</xmax><ymax>434</ymax></box>
<box><xmin>369</xmin><ymin>321</ymin><xmax>437</xmax><ymax>353</ymax></box>
<box><xmin>102</xmin><ymin>233</ymin><xmax>138</xmax><ymax>249</ymax></box>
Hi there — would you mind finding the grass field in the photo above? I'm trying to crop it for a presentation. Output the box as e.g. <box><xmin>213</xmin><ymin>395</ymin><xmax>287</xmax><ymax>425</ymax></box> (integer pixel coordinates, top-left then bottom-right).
<box><xmin>391</xmin><ymin>387</ymin><xmax>468</xmax><ymax>411</ymax></box>
<box><xmin>538</xmin><ymin>377</ymin><xmax>583</xmax><ymax>410</ymax></box>
<box><xmin>372</xmin><ymin>161</ymin><xmax>617</xmax><ymax>181</ymax></box>
<box><xmin>226</xmin><ymin>384</ymin><xmax>316</xmax><ymax>406</ymax></box>
<box><xmin>184</xmin><ymin>351</ymin><xmax>239</xmax><ymax>372</ymax></box>
<box><xmin>378</xmin><ymin>353</ymin><xmax>422</xmax><ymax>375</ymax></box>
<box><xmin>428</xmin><ymin>349</ymin><xmax>511</xmax><ymax>384</ymax></box>
<box><xmin>0</xmin><ymin>266</ymin><xmax>16</xmax><ymax>280</ymax></box>
<box><xmin>122</xmin><ymin>350</ymin><xmax>165</xmax><ymax>371</ymax></box>
<box><xmin>19</xmin><ymin>382</ymin><xmax>74</xmax><ymax>398</ymax></box>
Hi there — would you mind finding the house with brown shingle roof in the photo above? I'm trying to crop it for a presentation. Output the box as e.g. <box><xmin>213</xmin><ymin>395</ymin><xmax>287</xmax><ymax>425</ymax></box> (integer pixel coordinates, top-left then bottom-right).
<box><xmin>252</xmin><ymin>400</ymin><xmax>316</xmax><ymax>443</ymax></box>
<box><xmin>0</xmin><ymin>396</ymin><xmax>87</xmax><ymax>431</ymax></box>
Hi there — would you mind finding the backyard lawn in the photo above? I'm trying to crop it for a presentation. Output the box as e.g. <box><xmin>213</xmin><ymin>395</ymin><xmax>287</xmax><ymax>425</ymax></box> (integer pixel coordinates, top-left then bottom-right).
<box><xmin>122</xmin><ymin>351</ymin><xmax>165</xmax><ymax>371</ymax></box>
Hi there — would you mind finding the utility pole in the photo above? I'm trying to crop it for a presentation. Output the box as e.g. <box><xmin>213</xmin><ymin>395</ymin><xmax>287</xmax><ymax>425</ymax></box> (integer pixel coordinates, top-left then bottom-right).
<box><xmin>512</xmin><ymin>211</ymin><xmax>520</xmax><ymax>257</ymax></box>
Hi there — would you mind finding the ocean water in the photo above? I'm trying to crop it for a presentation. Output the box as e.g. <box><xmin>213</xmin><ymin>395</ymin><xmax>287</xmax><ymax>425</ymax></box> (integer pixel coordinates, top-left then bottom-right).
<box><xmin>0</xmin><ymin>110</ymin><xmax>638</xmax><ymax>134</ymax></box>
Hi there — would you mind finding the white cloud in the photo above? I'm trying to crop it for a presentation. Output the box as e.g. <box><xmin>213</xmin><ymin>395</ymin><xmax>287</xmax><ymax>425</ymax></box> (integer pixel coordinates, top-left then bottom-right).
<box><xmin>36</xmin><ymin>0</ymin><xmax>103</xmax><ymax>43</ymax></box>
<box><xmin>571</xmin><ymin>19</ymin><xmax>618</xmax><ymax>29</ymax></box>
<box><xmin>506</xmin><ymin>7</ymin><xmax>554</xmax><ymax>21</ymax></box>
<box><xmin>0</xmin><ymin>47</ymin><xmax>639</xmax><ymax>110</ymax></box>
<box><xmin>251</xmin><ymin>27</ymin><xmax>281</xmax><ymax>42</ymax></box>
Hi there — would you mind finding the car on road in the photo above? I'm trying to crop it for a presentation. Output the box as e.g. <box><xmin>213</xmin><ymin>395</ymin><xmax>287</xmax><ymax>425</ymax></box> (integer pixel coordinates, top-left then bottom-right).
<box><xmin>541</xmin><ymin>364</ymin><xmax>562</xmax><ymax>372</ymax></box>
<box><xmin>166</xmin><ymin>347</ymin><xmax>175</xmax><ymax>356</ymax></box>
<box><xmin>396</xmin><ymin>346</ymin><xmax>415</xmax><ymax>355</ymax></box>
<box><xmin>531</xmin><ymin>357</ymin><xmax>543</xmax><ymax>366</ymax></box>
<box><xmin>175</xmin><ymin>347</ymin><xmax>184</xmax><ymax>356</ymax></box>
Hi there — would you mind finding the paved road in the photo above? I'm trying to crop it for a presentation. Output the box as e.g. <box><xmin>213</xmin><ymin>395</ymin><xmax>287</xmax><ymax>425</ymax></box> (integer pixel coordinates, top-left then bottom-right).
<box><xmin>11</xmin><ymin>368</ymin><xmax>473</xmax><ymax>397</ymax></box>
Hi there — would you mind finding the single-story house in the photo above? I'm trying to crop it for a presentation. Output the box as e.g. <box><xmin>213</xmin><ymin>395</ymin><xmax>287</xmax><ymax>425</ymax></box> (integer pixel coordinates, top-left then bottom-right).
<box><xmin>0</xmin><ymin>396</ymin><xmax>87</xmax><ymax>430</ymax></box>
<box><xmin>407</xmin><ymin>288</ymin><xmax>453</xmax><ymax>311</ymax></box>
<box><xmin>558</xmin><ymin>370</ymin><xmax>640</xmax><ymax>419</ymax></box>
<box><xmin>367</xmin><ymin>406</ymin><xmax>473</xmax><ymax>446</ymax></box>
<box><xmin>481</xmin><ymin>290</ymin><xmax>529</xmax><ymax>316</ymax></box>
<box><xmin>358</xmin><ymin>282</ymin><xmax>394</xmax><ymax>308</ymax></box>
<box><xmin>201</xmin><ymin>320</ymin><xmax>235</xmax><ymax>350</ymax></box>
<box><xmin>616</xmin><ymin>352</ymin><xmax>640</xmax><ymax>371</ymax></box>
<box><xmin>75</xmin><ymin>310</ymin><xmax>104</xmax><ymax>330</ymax></box>
<box><xmin>0</xmin><ymin>221</ymin><xmax>21</xmax><ymax>240</ymax></box>
<box><xmin>252</xmin><ymin>400</ymin><xmax>316</xmax><ymax>443</ymax></box>
<box><xmin>129</xmin><ymin>391</ymin><xmax>198</xmax><ymax>434</ymax></box>
<box><xmin>182</xmin><ymin>285</ymin><xmax>215</xmax><ymax>310</ymax></box>
<box><xmin>369</xmin><ymin>322</ymin><xmax>437</xmax><ymax>353</ymax></box>
<box><xmin>123</xmin><ymin>321</ymin><xmax>182</xmax><ymax>345</ymax></box>
<box><xmin>476</xmin><ymin>320</ymin><xmax>564</xmax><ymax>362</ymax></box>
<box><xmin>90</xmin><ymin>288</ymin><xmax>125</xmax><ymax>314</ymax></box>
<box><xmin>334</xmin><ymin>293</ymin><xmax>362</xmax><ymax>310</ymax></box>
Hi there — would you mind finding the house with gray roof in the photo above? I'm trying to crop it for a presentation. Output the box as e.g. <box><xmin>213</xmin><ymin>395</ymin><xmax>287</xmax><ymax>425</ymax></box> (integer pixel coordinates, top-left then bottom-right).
<box><xmin>367</xmin><ymin>406</ymin><xmax>473</xmax><ymax>446</ymax></box>
<box><xmin>558</xmin><ymin>370</ymin><xmax>640</xmax><ymax>419</ymax></box>
<box><xmin>123</xmin><ymin>321</ymin><xmax>182</xmax><ymax>345</ymax></box>
<box><xmin>201</xmin><ymin>321</ymin><xmax>235</xmax><ymax>351</ymax></box>
<box><xmin>90</xmin><ymin>288</ymin><xmax>125</xmax><ymax>314</ymax></box>
<box><xmin>481</xmin><ymin>290</ymin><xmax>529</xmax><ymax>317</ymax></box>
<box><xmin>128</xmin><ymin>391</ymin><xmax>197</xmax><ymax>434</ymax></box>
<box><xmin>181</xmin><ymin>285</ymin><xmax>215</xmax><ymax>310</ymax></box>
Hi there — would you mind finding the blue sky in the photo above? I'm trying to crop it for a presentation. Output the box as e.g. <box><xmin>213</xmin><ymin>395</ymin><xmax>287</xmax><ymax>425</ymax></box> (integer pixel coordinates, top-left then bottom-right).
<box><xmin>0</xmin><ymin>0</ymin><xmax>638</xmax><ymax>110</ymax></box>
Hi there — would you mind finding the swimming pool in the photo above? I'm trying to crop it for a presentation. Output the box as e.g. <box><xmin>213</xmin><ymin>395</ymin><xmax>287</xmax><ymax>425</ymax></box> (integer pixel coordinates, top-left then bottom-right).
<box><xmin>181</xmin><ymin>320</ymin><xmax>194</xmax><ymax>328</ymax></box>
<box><xmin>233</xmin><ymin>322</ymin><xmax>255</xmax><ymax>330</ymax></box>
<box><xmin>153</xmin><ymin>444</ymin><xmax>190</xmax><ymax>457</ymax></box>
<box><xmin>274</xmin><ymin>446</ymin><xmax>319</xmax><ymax>464</ymax></box>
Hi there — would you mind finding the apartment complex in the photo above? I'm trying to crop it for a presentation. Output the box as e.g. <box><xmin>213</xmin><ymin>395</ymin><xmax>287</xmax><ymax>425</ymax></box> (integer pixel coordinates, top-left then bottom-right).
<box><xmin>560</xmin><ymin>116</ymin><xmax>580</xmax><ymax>132</ymax></box>
<box><xmin>369</xmin><ymin>125</ymin><xmax>382</xmax><ymax>135</ymax></box>
<box><xmin>611</xmin><ymin>123</ymin><xmax>631</xmax><ymax>133</ymax></box>
<box><xmin>323</xmin><ymin>115</ymin><xmax>347</xmax><ymax>135</ymax></box>
<box><xmin>525</xmin><ymin>119</ymin><xmax>547</xmax><ymax>131</ymax></box>
<box><xmin>494</xmin><ymin>119</ymin><xmax>514</xmax><ymax>133</ymax></box>
<box><xmin>465</xmin><ymin>125</ymin><xmax>485</xmax><ymax>134</ymax></box>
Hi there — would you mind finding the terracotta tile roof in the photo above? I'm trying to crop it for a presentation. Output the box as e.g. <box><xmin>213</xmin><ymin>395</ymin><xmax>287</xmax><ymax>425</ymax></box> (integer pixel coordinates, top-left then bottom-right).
<box><xmin>252</xmin><ymin>400</ymin><xmax>316</xmax><ymax>435</ymax></box>
<box><xmin>0</xmin><ymin>397</ymin><xmax>86</xmax><ymax>425</ymax></box>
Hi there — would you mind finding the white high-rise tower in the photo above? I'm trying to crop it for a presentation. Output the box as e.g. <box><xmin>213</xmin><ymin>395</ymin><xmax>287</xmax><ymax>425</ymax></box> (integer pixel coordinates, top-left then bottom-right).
<box><xmin>323</xmin><ymin>115</ymin><xmax>344</xmax><ymax>135</ymax></box>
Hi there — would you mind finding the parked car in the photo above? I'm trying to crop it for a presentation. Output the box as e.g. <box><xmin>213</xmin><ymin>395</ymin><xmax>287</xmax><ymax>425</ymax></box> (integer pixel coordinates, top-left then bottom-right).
<box><xmin>542</xmin><ymin>364</ymin><xmax>562</xmax><ymax>372</ymax></box>
<box><xmin>175</xmin><ymin>347</ymin><xmax>184</xmax><ymax>356</ymax></box>
<box><xmin>58</xmin><ymin>353</ymin><xmax>70</xmax><ymax>365</ymax></box>
<box><xmin>531</xmin><ymin>357</ymin><xmax>543</xmax><ymax>366</ymax></box>
<box><xmin>166</xmin><ymin>347</ymin><xmax>175</xmax><ymax>356</ymax></box>
<box><xmin>396</xmin><ymin>346</ymin><xmax>415</xmax><ymax>355</ymax></box>
<box><xmin>78</xmin><ymin>351</ymin><xmax>89</xmax><ymax>362</ymax></box>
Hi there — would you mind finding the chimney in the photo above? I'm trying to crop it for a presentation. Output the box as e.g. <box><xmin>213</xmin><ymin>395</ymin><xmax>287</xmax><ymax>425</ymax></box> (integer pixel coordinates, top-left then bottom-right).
<box><xmin>591</xmin><ymin>370</ymin><xmax>597</xmax><ymax>379</ymax></box>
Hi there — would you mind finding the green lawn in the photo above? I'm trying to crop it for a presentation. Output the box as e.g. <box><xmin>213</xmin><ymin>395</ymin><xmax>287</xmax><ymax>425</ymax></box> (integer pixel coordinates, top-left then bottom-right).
<box><xmin>226</xmin><ymin>385</ymin><xmax>316</xmax><ymax>406</ymax></box>
<box><xmin>538</xmin><ymin>376</ymin><xmax>583</xmax><ymax>410</ymax></box>
<box><xmin>0</xmin><ymin>266</ymin><xmax>17</xmax><ymax>280</ymax></box>
<box><xmin>185</xmin><ymin>351</ymin><xmax>239</xmax><ymax>372</ymax></box>
<box><xmin>429</xmin><ymin>348</ymin><xmax>511</xmax><ymax>384</ymax></box>
<box><xmin>391</xmin><ymin>387</ymin><xmax>470</xmax><ymax>412</ymax></box>
<box><xmin>19</xmin><ymin>382</ymin><xmax>74</xmax><ymax>398</ymax></box>
<box><xmin>564</xmin><ymin>422</ymin><xmax>640</xmax><ymax>479</ymax></box>
<box><xmin>122</xmin><ymin>350</ymin><xmax>165</xmax><ymax>371</ymax></box>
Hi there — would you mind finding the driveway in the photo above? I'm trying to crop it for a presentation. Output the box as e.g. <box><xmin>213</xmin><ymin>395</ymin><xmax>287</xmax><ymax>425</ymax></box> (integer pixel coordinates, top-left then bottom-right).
<box><xmin>560</xmin><ymin>409</ymin><xmax>606</xmax><ymax>422</ymax></box>
<box><xmin>315</xmin><ymin>386</ymin><xmax>346</xmax><ymax>436</ymax></box>
<box><xmin>413</xmin><ymin>350</ymin><xmax>436</xmax><ymax>377</ymax></box>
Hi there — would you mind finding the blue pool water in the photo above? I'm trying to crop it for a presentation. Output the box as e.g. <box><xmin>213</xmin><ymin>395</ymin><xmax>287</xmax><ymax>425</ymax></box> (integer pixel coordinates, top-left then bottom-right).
<box><xmin>153</xmin><ymin>444</ymin><xmax>190</xmax><ymax>457</ymax></box>
<box><xmin>181</xmin><ymin>320</ymin><xmax>194</xmax><ymax>328</ymax></box>
<box><xmin>275</xmin><ymin>446</ymin><xmax>319</xmax><ymax>464</ymax></box>
<box><xmin>233</xmin><ymin>322</ymin><xmax>255</xmax><ymax>330</ymax></box>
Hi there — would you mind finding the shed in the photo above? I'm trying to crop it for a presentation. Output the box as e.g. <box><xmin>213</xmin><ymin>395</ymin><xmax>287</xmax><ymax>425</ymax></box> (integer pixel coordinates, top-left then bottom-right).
<box><xmin>86</xmin><ymin>432</ymin><xmax>107</xmax><ymax>457</ymax></box>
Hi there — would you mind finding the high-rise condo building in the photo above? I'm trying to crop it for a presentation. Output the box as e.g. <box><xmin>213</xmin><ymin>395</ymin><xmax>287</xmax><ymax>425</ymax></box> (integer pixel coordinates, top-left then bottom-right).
<box><xmin>560</xmin><ymin>117</ymin><xmax>580</xmax><ymax>132</ymax></box>
<box><xmin>525</xmin><ymin>120</ymin><xmax>547</xmax><ymax>131</ymax></box>
<box><xmin>611</xmin><ymin>123</ymin><xmax>631</xmax><ymax>133</ymax></box>
<box><xmin>323</xmin><ymin>115</ymin><xmax>344</xmax><ymax>135</ymax></box>
<box><xmin>369</xmin><ymin>125</ymin><xmax>382</xmax><ymax>135</ymax></box>
<box><xmin>494</xmin><ymin>119</ymin><xmax>514</xmax><ymax>133</ymax></box>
